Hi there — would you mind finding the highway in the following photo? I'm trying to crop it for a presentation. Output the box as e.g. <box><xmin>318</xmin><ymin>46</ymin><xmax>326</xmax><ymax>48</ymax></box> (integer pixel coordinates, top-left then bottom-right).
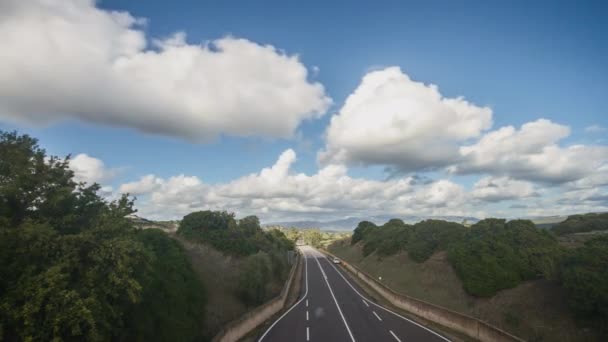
<box><xmin>259</xmin><ymin>246</ymin><xmax>450</xmax><ymax>342</ymax></box>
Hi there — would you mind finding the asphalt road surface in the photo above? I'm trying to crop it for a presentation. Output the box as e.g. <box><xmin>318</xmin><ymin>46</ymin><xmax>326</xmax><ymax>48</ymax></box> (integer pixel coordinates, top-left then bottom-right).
<box><xmin>259</xmin><ymin>246</ymin><xmax>450</xmax><ymax>342</ymax></box>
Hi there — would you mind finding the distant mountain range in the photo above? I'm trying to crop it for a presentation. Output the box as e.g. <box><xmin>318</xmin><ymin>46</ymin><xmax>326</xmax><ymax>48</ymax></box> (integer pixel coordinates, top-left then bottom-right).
<box><xmin>264</xmin><ymin>215</ymin><xmax>480</xmax><ymax>231</ymax></box>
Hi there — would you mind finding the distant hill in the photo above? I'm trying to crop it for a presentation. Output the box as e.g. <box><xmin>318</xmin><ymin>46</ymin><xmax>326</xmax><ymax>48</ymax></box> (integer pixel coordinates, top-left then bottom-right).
<box><xmin>264</xmin><ymin>215</ymin><xmax>480</xmax><ymax>231</ymax></box>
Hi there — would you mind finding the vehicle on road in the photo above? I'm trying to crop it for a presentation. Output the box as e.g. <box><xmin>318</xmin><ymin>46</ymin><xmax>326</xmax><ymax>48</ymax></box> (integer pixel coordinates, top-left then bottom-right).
<box><xmin>332</xmin><ymin>257</ymin><xmax>341</xmax><ymax>264</ymax></box>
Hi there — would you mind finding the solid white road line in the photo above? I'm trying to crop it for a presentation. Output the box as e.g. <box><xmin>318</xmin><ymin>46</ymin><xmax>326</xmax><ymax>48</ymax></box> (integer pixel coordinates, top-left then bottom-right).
<box><xmin>373</xmin><ymin>311</ymin><xmax>383</xmax><ymax>321</ymax></box>
<box><xmin>306</xmin><ymin>327</ymin><xmax>310</xmax><ymax>341</ymax></box>
<box><xmin>306</xmin><ymin>311</ymin><xmax>309</xmax><ymax>321</ymax></box>
<box><xmin>258</xmin><ymin>248</ymin><xmax>309</xmax><ymax>341</ymax></box>
<box><xmin>389</xmin><ymin>330</ymin><xmax>402</xmax><ymax>342</ymax></box>
<box><xmin>320</xmin><ymin>251</ymin><xmax>451</xmax><ymax>342</ymax></box>
<box><xmin>362</xmin><ymin>299</ymin><xmax>369</xmax><ymax>307</ymax></box>
<box><xmin>314</xmin><ymin>253</ymin><xmax>356</xmax><ymax>342</ymax></box>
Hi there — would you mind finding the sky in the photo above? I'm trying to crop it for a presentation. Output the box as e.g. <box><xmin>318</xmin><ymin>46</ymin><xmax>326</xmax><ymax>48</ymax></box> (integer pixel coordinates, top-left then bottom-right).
<box><xmin>1</xmin><ymin>0</ymin><xmax>607</xmax><ymax>222</ymax></box>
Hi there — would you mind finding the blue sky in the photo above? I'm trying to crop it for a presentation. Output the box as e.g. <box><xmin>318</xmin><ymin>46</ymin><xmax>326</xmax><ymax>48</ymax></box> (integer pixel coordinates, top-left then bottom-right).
<box><xmin>1</xmin><ymin>0</ymin><xmax>607</xmax><ymax>222</ymax></box>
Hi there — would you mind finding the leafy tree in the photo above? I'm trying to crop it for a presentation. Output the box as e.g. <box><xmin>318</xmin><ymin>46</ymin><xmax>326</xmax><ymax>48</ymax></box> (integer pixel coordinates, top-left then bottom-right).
<box><xmin>407</xmin><ymin>220</ymin><xmax>466</xmax><ymax>262</ymax></box>
<box><xmin>0</xmin><ymin>131</ymin><xmax>206</xmax><ymax>341</ymax></box>
<box><xmin>559</xmin><ymin>235</ymin><xmax>608</xmax><ymax>332</ymax></box>
<box><xmin>552</xmin><ymin>213</ymin><xmax>608</xmax><ymax>235</ymax></box>
<box><xmin>302</xmin><ymin>229</ymin><xmax>323</xmax><ymax>248</ymax></box>
<box><xmin>125</xmin><ymin>229</ymin><xmax>206</xmax><ymax>342</ymax></box>
<box><xmin>351</xmin><ymin>221</ymin><xmax>378</xmax><ymax>245</ymax></box>
<box><xmin>448</xmin><ymin>219</ymin><xmax>561</xmax><ymax>297</ymax></box>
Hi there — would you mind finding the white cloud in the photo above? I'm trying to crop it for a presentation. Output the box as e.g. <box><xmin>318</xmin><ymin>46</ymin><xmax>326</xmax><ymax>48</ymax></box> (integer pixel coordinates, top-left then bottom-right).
<box><xmin>585</xmin><ymin>124</ymin><xmax>607</xmax><ymax>133</ymax></box>
<box><xmin>0</xmin><ymin>0</ymin><xmax>330</xmax><ymax>140</ymax></box>
<box><xmin>119</xmin><ymin>174</ymin><xmax>163</xmax><ymax>195</ymax></box>
<box><xmin>319</xmin><ymin>67</ymin><xmax>492</xmax><ymax>171</ymax></box>
<box><xmin>69</xmin><ymin>153</ymin><xmax>116</xmax><ymax>184</ymax></box>
<box><xmin>471</xmin><ymin>176</ymin><xmax>537</xmax><ymax>202</ymax></box>
<box><xmin>119</xmin><ymin>148</ymin><xmax>471</xmax><ymax>221</ymax></box>
<box><xmin>455</xmin><ymin>119</ymin><xmax>608</xmax><ymax>183</ymax></box>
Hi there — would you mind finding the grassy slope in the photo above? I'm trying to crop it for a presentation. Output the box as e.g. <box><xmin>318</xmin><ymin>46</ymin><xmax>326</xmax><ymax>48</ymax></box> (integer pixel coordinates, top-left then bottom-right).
<box><xmin>175</xmin><ymin>236</ymin><xmax>247</xmax><ymax>339</ymax></box>
<box><xmin>329</xmin><ymin>240</ymin><xmax>598</xmax><ymax>342</ymax></box>
<box><xmin>174</xmin><ymin>236</ymin><xmax>285</xmax><ymax>340</ymax></box>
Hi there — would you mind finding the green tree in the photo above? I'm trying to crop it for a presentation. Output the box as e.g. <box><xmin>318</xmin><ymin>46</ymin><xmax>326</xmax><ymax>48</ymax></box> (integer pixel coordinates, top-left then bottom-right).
<box><xmin>559</xmin><ymin>235</ymin><xmax>608</xmax><ymax>332</ymax></box>
<box><xmin>351</xmin><ymin>221</ymin><xmax>378</xmax><ymax>245</ymax></box>
<box><xmin>0</xmin><ymin>131</ymin><xmax>206</xmax><ymax>341</ymax></box>
<box><xmin>448</xmin><ymin>219</ymin><xmax>561</xmax><ymax>297</ymax></box>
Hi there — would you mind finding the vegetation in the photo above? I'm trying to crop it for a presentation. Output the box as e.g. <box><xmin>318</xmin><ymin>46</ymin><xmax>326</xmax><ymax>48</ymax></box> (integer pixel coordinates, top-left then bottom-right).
<box><xmin>559</xmin><ymin>235</ymin><xmax>608</xmax><ymax>333</ymax></box>
<box><xmin>343</xmin><ymin>215</ymin><xmax>608</xmax><ymax>339</ymax></box>
<box><xmin>353</xmin><ymin>219</ymin><xmax>466</xmax><ymax>262</ymax></box>
<box><xmin>0</xmin><ymin>131</ymin><xmax>206</xmax><ymax>341</ymax></box>
<box><xmin>552</xmin><ymin>213</ymin><xmax>608</xmax><ymax>235</ymax></box>
<box><xmin>448</xmin><ymin>219</ymin><xmax>561</xmax><ymax>297</ymax></box>
<box><xmin>177</xmin><ymin>211</ymin><xmax>294</xmax><ymax>307</ymax></box>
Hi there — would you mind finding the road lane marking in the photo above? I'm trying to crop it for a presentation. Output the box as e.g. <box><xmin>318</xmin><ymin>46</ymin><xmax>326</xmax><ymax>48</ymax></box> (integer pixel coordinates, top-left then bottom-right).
<box><xmin>306</xmin><ymin>299</ymin><xmax>308</xmax><ymax>307</ymax></box>
<box><xmin>258</xmin><ymin>248</ymin><xmax>310</xmax><ymax>341</ymax></box>
<box><xmin>306</xmin><ymin>327</ymin><xmax>310</xmax><ymax>341</ymax></box>
<box><xmin>319</xmin><ymin>251</ymin><xmax>451</xmax><ymax>342</ymax></box>
<box><xmin>373</xmin><ymin>311</ymin><xmax>383</xmax><ymax>321</ymax></box>
<box><xmin>389</xmin><ymin>330</ymin><xmax>402</xmax><ymax>342</ymax></box>
<box><xmin>314</xmin><ymin>253</ymin><xmax>356</xmax><ymax>342</ymax></box>
<box><xmin>306</xmin><ymin>311</ymin><xmax>309</xmax><ymax>321</ymax></box>
<box><xmin>362</xmin><ymin>299</ymin><xmax>369</xmax><ymax>307</ymax></box>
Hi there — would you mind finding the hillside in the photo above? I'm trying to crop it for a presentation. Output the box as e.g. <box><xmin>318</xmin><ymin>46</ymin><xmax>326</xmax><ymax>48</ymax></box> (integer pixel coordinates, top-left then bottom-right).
<box><xmin>329</xmin><ymin>241</ymin><xmax>598</xmax><ymax>341</ymax></box>
<box><xmin>174</xmin><ymin>211</ymin><xmax>296</xmax><ymax>339</ymax></box>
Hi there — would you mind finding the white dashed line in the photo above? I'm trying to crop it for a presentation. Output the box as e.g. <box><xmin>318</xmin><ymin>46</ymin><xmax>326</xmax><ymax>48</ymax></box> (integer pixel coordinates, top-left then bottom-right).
<box><xmin>314</xmin><ymin>252</ymin><xmax>356</xmax><ymax>342</ymax></box>
<box><xmin>362</xmin><ymin>299</ymin><xmax>369</xmax><ymax>307</ymax></box>
<box><xmin>373</xmin><ymin>311</ymin><xmax>383</xmax><ymax>321</ymax></box>
<box><xmin>306</xmin><ymin>299</ymin><xmax>308</xmax><ymax>307</ymax></box>
<box><xmin>306</xmin><ymin>311</ymin><xmax>309</xmax><ymax>321</ymax></box>
<box><xmin>306</xmin><ymin>326</ymin><xmax>310</xmax><ymax>341</ymax></box>
<box><xmin>389</xmin><ymin>330</ymin><xmax>402</xmax><ymax>342</ymax></box>
<box><xmin>320</xmin><ymin>254</ymin><xmax>451</xmax><ymax>342</ymax></box>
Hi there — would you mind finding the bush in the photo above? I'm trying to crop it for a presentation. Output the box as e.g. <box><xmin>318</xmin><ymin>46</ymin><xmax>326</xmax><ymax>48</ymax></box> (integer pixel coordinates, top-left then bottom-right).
<box><xmin>125</xmin><ymin>229</ymin><xmax>206</xmax><ymax>342</ymax></box>
<box><xmin>559</xmin><ymin>235</ymin><xmax>608</xmax><ymax>332</ymax></box>
<box><xmin>552</xmin><ymin>213</ymin><xmax>608</xmax><ymax>235</ymax></box>
<box><xmin>236</xmin><ymin>252</ymin><xmax>272</xmax><ymax>306</ymax></box>
<box><xmin>407</xmin><ymin>220</ymin><xmax>466</xmax><ymax>262</ymax></box>
<box><xmin>178</xmin><ymin>211</ymin><xmax>294</xmax><ymax>257</ymax></box>
<box><xmin>351</xmin><ymin>221</ymin><xmax>379</xmax><ymax>245</ymax></box>
<box><xmin>355</xmin><ymin>218</ymin><xmax>464</xmax><ymax>261</ymax></box>
<box><xmin>448</xmin><ymin>219</ymin><xmax>561</xmax><ymax>297</ymax></box>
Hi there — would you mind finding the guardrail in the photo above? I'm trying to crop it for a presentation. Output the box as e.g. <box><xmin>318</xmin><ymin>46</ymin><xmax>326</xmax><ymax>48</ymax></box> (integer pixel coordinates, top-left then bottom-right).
<box><xmin>322</xmin><ymin>250</ymin><xmax>525</xmax><ymax>342</ymax></box>
<box><xmin>212</xmin><ymin>251</ymin><xmax>302</xmax><ymax>342</ymax></box>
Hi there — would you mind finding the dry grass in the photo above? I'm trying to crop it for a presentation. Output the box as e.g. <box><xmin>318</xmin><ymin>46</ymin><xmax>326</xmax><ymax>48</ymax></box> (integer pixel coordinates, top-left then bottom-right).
<box><xmin>329</xmin><ymin>240</ymin><xmax>599</xmax><ymax>342</ymax></box>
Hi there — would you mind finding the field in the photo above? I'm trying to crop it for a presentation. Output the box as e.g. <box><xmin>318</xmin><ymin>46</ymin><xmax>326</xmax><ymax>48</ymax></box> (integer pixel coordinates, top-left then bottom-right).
<box><xmin>329</xmin><ymin>240</ymin><xmax>599</xmax><ymax>342</ymax></box>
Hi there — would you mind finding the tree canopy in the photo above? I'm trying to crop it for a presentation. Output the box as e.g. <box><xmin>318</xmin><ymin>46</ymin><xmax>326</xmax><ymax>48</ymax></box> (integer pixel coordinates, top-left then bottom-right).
<box><xmin>0</xmin><ymin>131</ymin><xmax>206</xmax><ymax>341</ymax></box>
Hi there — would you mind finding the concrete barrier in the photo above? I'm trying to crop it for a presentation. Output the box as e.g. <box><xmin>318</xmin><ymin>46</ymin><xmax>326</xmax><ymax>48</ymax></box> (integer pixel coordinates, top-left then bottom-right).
<box><xmin>323</xmin><ymin>250</ymin><xmax>525</xmax><ymax>342</ymax></box>
<box><xmin>212</xmin><ymin>251</ymin><xmax>302</xmax><ymax>342</ymax></box>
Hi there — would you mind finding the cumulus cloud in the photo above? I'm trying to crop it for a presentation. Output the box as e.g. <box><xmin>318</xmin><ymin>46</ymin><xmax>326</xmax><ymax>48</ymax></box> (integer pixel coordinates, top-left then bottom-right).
<box><xmin>471</xmin><ymin>176</ymin><xmax>537</xmax><ymax>202</ymax></box>
<box><xmin>319</xmin><ymin>67</ymin><xmax>492</xmax><ymax>171</ymax></box>
<box><xmin>69</xmin><ymin>153</ymin><xmax>116</xmax><ymax>184</ymax></box>
<box><xmin>0</xmin><ymin>0</ymin><xmax>330</xmax><ymax>140</ymax></box>
<box><xmin>455</xmin><ymin>119</ymin><xmax>608</xmax><ymax>184</ymax></box>
<box><xmin>119</xmin><ymin>149</ymin><xmax>470</xmax><ymax>221</ymax></box>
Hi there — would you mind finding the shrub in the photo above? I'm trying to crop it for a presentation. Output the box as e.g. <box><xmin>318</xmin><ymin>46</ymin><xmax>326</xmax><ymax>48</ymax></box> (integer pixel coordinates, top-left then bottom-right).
<box><xmin>236</xmin><ymin>252</ymin><xmax>272</xmax><ymax>306</ymax></box>
<box><xmin>552</xmin><ymin>213</ymin><xmax>608</xmax><ymax>235</ymax></box>
<box><xmin>559</xmin><ymin>235</ymin><xmax>608</xmax><ymax>332</ymax></box>
<box><xmin>448</xmin><ymin>219</ymin><xmax>561</xmax><ymax>297</ymax></box>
